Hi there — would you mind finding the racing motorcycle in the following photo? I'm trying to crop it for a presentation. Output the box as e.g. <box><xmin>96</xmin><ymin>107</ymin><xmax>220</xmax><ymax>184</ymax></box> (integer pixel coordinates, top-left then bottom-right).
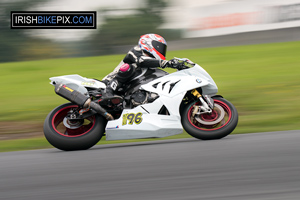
<box><xmin>43</xmin><ymin>58</ymin><xmax>238</xmax><ymax>151</ymax></box>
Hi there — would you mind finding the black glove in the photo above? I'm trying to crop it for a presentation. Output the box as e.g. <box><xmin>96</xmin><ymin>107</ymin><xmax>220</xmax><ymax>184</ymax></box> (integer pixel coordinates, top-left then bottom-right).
<box><xmin>160</xmin><ymin>59</ymin><xmax>181</xmax><ymax>69</ymax></box>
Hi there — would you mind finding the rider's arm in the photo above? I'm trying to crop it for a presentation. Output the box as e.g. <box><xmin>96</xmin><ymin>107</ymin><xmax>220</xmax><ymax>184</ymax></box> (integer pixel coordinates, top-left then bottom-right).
<box><xmin>137</xmin><ymin>57</ymin><xmax>177</xmax><ymax>69</ymax></box>
<box><xmin>137</xmin><ymin>56</ymin><xmax>164</xmax><ymax>68</ymax></box>
<box><xmin>123</xmin><ymin>46</ymin><xmax>165</xmax><ymax>68</ymax></box>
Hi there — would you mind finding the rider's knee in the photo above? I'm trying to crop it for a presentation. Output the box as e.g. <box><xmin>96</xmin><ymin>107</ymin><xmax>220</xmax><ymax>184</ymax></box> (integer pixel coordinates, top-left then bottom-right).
<box><xmin>116</xmin><ymin>63</ymin><xmax>136</xmax><ymax>82</ymax></box>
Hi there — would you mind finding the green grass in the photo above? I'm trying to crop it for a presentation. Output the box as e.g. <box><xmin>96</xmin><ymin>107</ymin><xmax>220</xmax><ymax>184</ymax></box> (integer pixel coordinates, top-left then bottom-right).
<box><xmin>0</xmin><ymin>41</ymin><xmax>299</xmax><ymax>152</ymax></box>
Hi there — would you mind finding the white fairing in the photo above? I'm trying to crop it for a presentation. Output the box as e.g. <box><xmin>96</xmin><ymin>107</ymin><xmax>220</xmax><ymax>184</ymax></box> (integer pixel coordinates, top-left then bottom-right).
<box><xmin>50</xmin><ymin>74</ymin><xmax>106</xmax><ymax>95</ymax></box>
<box><xmin>105</xmin><ymin>64</ymin><xmax>218</xmax><ymax>140</ymax></box>
<box><xmin>50</xmin><ymin>61</ymin><xmax>218</xmax><ymax>141</ymax></box>
<box><xmin>106</xmin><ymin>107</ymin><xmax>183</xmax><ymax>140</ymax></box>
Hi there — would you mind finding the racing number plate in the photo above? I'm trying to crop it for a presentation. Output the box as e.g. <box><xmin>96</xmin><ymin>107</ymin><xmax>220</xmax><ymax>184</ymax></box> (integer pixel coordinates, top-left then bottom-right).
<box><xmin>122</xmin><ymin>113</ymin><xmax>143</xmax><ymax>125</ymax></box>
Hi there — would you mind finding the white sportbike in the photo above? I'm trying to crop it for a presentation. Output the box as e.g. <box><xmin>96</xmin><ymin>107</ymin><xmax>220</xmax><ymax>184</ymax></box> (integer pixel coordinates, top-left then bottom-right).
<box><xmin>44</xmin><ymin>58</ymin><xmax>238</xmax><ymax>151</ymax></box>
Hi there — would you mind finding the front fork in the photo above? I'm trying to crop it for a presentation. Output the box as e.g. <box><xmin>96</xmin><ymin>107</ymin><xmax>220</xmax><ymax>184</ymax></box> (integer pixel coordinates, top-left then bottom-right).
<box><xmin>191</xmin><ymin>89</ymin><xmax>214</xmax><ymax>114</ymax></box>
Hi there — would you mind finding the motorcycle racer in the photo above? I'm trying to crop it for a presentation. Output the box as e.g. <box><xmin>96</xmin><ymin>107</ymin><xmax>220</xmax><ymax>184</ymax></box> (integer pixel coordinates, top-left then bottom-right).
<box><xmin>45</xmin><ymin>51</ymin><xmax>239</xmax><ymax>150</ymax></box>
<box><xmin>102</xmin><ymin>33</ymin><xmax>181</xmax><ymax>101</ymax></box>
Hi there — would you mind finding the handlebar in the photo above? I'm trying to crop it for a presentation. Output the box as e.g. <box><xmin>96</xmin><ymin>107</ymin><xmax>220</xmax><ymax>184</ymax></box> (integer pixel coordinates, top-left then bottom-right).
<box><xmin>173</xmin><ymin>57</ymin><xmax>195</xmax><ymax>70</ymax></box>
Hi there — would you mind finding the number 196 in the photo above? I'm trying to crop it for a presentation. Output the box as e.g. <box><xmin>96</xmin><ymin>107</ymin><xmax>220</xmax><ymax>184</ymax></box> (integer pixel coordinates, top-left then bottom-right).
<box><xmin>122</xmin><ymin>113</ymin><xmax>143</xmax><ymax>125</ymax></box>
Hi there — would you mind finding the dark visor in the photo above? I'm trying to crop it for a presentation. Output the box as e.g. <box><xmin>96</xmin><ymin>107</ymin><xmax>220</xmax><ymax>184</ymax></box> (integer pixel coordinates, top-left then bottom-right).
<box><xmin>152</xmin><ymin>40</ymin><xmax>167</xmax><ymax>58</ymax></box>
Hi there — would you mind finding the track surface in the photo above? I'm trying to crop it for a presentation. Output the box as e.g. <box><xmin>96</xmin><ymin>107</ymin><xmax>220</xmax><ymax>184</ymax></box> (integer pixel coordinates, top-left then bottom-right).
<box><xmin>1</xmin><ymin>130</ymin><xmax>300</xmax><ymax>200</ymax></box>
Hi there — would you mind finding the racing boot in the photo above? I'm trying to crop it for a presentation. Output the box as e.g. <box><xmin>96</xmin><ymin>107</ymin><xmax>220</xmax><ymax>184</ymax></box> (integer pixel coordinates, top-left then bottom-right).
<box><xmin>101</xmin><ymin>79</ymin><xmax>123</xmax><ymax>105</ymax></box>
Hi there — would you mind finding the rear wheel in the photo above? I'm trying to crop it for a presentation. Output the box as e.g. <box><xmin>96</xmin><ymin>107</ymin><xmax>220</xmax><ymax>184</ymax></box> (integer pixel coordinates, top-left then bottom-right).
<box><xmin>43</xmin><ymin>103</ymin><xmax>106</xmax><ymax>151</ymax></box>
<box><xmin>181</xmin><ymin>97</ymin><xmax>238</xmax><ymax>140</ymax></box>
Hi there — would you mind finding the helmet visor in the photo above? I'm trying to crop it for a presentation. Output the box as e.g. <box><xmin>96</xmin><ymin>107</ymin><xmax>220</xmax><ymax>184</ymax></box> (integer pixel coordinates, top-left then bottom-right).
<box><xmin>152</xmin><ymin>40</ymin><xmax>167</xmax><ymax>59</ymax></box>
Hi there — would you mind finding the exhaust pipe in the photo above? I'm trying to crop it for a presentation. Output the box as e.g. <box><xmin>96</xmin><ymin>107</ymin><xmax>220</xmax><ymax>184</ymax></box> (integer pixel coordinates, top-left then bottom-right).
<box><xmin>55</xmin><ymin>84</ymin><xmax>114</xmax><ymax>120</ymax></box>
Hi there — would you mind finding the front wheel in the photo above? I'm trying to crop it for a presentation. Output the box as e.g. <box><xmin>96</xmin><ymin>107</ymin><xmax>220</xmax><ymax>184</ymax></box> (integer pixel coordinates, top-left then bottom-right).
<box><xmin>43</xmin><ymin>103</ymin><xmax>106</xmax><ymax>151</ymax></box>
<box><xmin>181</xmin><ymin>97</ymin><xmax>238</xmax><ymax>140</ymax></box>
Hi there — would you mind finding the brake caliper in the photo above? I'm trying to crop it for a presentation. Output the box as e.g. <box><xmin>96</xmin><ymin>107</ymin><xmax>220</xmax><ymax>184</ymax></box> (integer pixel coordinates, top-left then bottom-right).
<box><xmin>191</xmin><ymin>89</ymin><xmax>212</xmax><ymax>114</ymax></box>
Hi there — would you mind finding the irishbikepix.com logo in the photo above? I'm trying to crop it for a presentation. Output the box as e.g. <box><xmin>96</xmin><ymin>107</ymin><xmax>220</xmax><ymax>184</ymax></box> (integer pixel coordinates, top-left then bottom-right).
<box><xmin>11</xmin><ymin>11</ymin><xmax>96</xmax><ymax>29</ymax></box>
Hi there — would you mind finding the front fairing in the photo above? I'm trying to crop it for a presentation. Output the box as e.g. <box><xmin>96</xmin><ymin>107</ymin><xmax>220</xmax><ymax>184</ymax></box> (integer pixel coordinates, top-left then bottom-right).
<box><xmin>171</xmin><ymin>64</ymin><xmax>218</xmax><ymax>95</ymax></box>
<box><xmin>140</xmin><ymin>63</ymin><xmax>218</xmax><ymax>98</ymax></box>
<box><xmin>184</xmin><ymin>64</ymin><xmax>216</xmax><ymax>84</ymax></box>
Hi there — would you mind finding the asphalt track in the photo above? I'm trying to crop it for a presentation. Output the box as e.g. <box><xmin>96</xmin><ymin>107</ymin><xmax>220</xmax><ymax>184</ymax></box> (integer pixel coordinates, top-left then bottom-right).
<box><xmin>1</xmin><ymin>130</ymin><xmax>300</xmax><ymax>200</ymax></box>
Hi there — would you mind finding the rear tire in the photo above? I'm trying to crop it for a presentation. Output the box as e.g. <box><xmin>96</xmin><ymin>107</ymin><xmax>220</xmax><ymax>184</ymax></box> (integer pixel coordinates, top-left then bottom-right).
<box><xmin>43</xmin><ymin>103</ymin><xmax>106</xmax><ymax>151</ymax></box>
<box><xmin>181</xmin><ymin>97</ymin><xmax>238</xmax><ymax>140</ymax></box>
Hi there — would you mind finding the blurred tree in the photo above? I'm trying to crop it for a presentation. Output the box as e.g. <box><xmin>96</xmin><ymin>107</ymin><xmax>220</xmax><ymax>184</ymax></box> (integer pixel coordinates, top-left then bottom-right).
<box><xmin>19</xmin><ymin>39</ymin><xmax>65</xmax><ymax>61</ymax></box>
<box><xmin>88</xmin><ymin>0</ymin><xmax>181</xmax><ymax>56</ymax></box>
<box><xmin>0</xmin><ymin>1</ymin><xmax>26</xmax><ymax>62</ymax></box>
<box><xmin>0</xmin><ymin>0</ymin><xmax>65</xmax><ymax>62</ymax></box>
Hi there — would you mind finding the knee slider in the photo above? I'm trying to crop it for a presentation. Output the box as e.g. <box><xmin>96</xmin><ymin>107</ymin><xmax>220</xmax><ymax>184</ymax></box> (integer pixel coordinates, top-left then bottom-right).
<box><xmin>116</xmin><ymin>63</ymin><xmax>135</xmax><ymax>82</ymax></box>
<box><xmin>119</xmin><ymin>63</ymin><xmax>130</xmax><ymax>72</ymax></box>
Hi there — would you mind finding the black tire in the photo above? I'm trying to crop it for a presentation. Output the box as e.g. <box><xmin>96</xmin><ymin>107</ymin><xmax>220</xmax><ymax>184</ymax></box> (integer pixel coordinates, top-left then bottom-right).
<box><xmin>181</xmin><ymin>97</ymin><xmax>238</xmax><ymax>140</ymax></box>
<box><xmin>43</xmin><ymin>103</ymin><xmax>106</xmax><ymax>151</ymax></box>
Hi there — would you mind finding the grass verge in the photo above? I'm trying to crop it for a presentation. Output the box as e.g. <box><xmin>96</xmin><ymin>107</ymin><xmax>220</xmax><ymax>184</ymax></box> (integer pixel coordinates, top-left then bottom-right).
<box><xmin>0</xmin><ymin>41</ymin><xmax>299</xmax><ymax>152</ymax></box>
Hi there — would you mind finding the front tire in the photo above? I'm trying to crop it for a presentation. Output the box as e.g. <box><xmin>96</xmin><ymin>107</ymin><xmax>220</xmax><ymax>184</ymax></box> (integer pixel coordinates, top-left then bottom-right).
<box><xmin>43</xmin><ymin>103</ymin><xmax>106</xmax><ymax>151</ymax></box>
<box><xmin>181</xmin><ymin>97</ymin><xmax>238</xmax><ymax>140</ymax></box>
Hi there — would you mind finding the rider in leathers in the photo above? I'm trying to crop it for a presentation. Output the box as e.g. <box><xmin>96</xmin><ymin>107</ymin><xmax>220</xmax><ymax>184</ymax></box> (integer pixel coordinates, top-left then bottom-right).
<box><xmin>102</xmin><ymin>33</ymin><xmax>180</xmax><ymax>101</ymax></box>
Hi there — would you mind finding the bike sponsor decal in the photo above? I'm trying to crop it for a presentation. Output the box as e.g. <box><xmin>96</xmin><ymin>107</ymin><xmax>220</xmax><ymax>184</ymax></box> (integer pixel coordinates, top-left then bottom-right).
<box><xmin>106</xmin><ymin>126</ymin><xmax>119</xmax><ymax>130</ymax></box>
<box><xmin>81</xmin><ymin>81</ymin><xmax>95</xmax><ymax>86</ymax></box>
<box><xmin>122</xmin><ymin>112</ymin><xmax>143</xmax><ymax>125</ymax></box>
<box><xmin>63</xmin><ymin>85</ymin><xmax>74</xmax><ymax>92</ymax></box>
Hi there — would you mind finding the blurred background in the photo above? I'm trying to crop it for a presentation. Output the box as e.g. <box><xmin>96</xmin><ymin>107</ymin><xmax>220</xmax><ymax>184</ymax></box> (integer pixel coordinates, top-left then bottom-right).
<box><xmin>0</xmin><ymin>0</ymin><xmax>299</xmax><ymax>150</ymax></box>
<box><xmin>2</xmin><ymin>0</ymin><xmax>300</xmax><ymax>62</ymax></box>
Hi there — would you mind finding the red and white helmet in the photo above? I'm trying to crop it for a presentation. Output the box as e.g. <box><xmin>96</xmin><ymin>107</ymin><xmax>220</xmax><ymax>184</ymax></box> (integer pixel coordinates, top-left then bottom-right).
<box><xmin>138</xmin><ymin>34</ymin><xmax>167</xmax><ymax>60</ymax></box>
